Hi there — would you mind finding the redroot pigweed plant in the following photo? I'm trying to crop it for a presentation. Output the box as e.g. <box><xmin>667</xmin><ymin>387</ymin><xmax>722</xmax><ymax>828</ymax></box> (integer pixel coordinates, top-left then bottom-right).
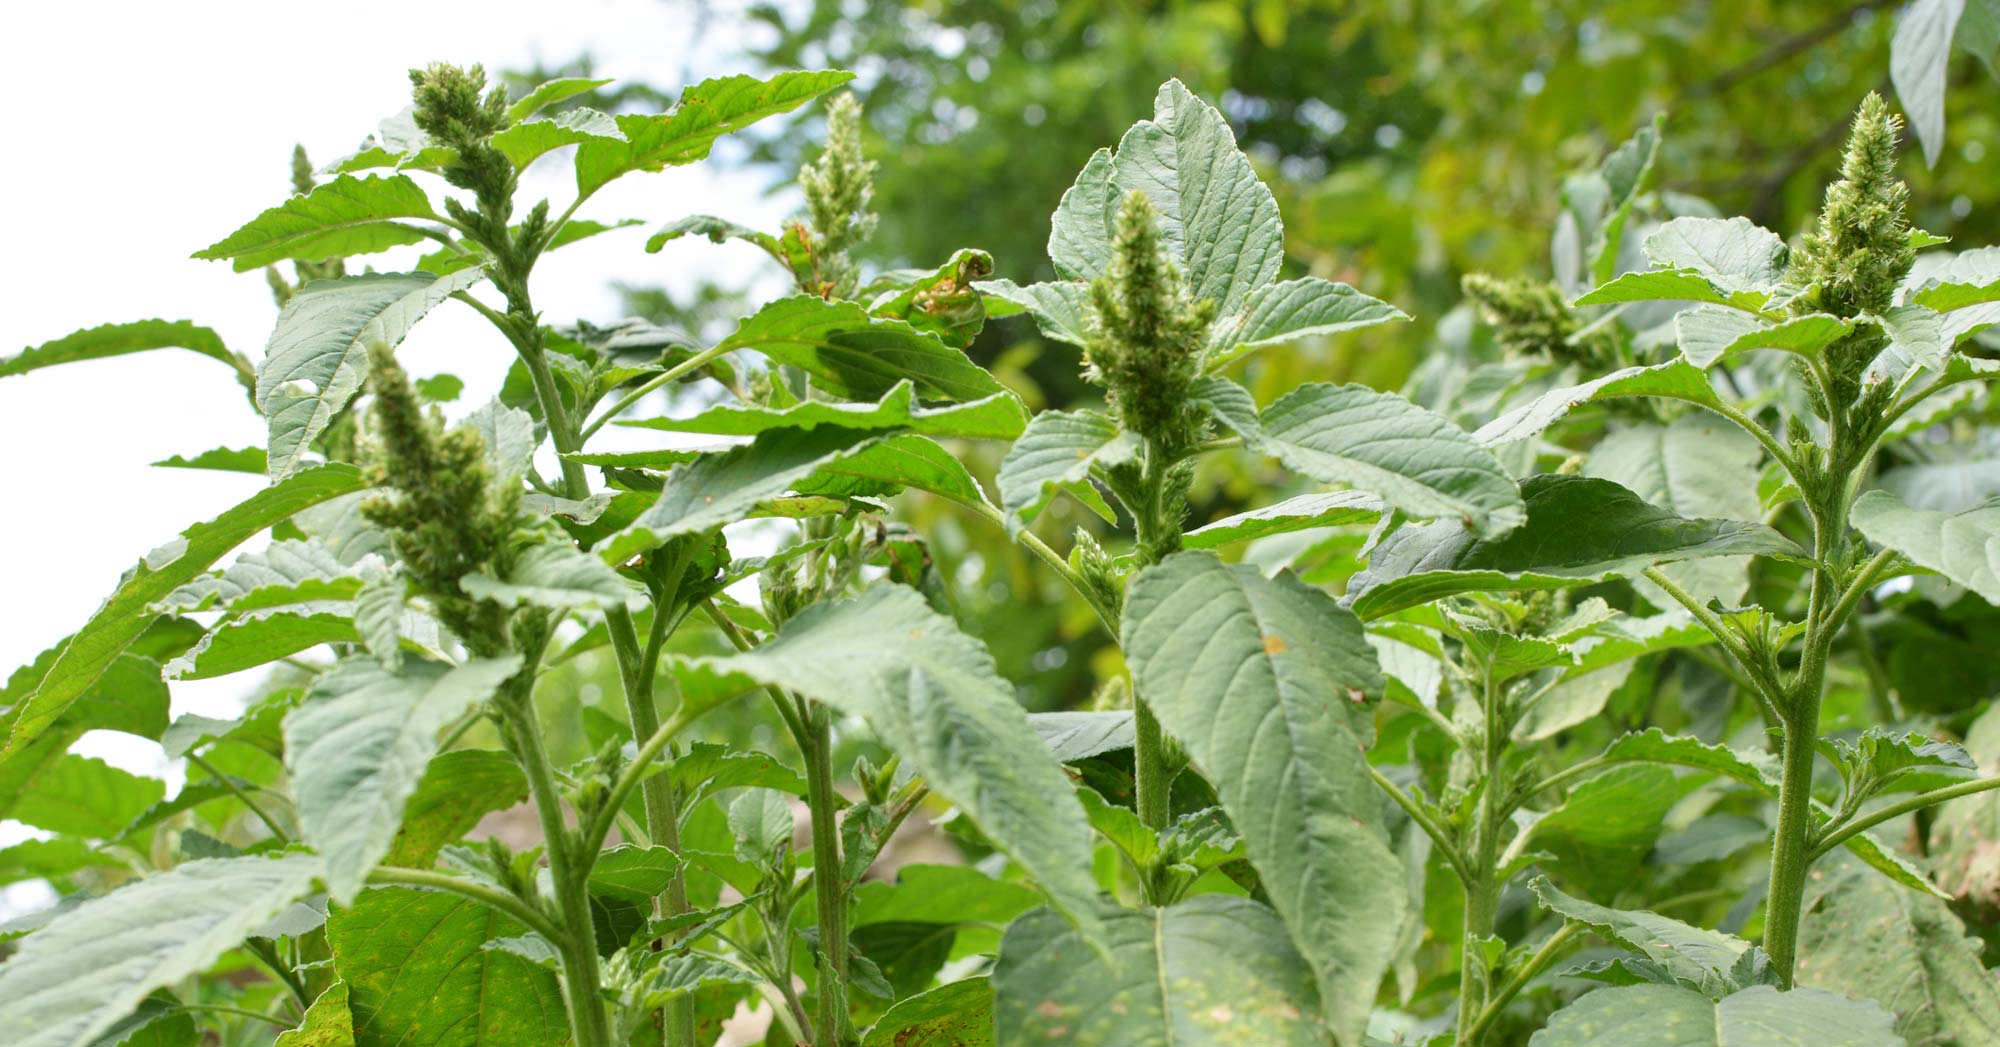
<box><xmin>2</xmin><ymin>61</ymin><xmax>2000</xmax><ymax>1047</ymax></box>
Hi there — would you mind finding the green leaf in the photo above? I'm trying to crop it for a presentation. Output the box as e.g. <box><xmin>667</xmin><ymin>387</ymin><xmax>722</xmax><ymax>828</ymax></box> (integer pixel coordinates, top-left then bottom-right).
<box><xmin>1852</xmin><ymin>489</ymin><xmax>2000</xmax><ymax>602</ymax></box>
<box><xmin>490</xmin><ymin>107</ymin><xmax>625</xmax><ymax>168</ymax></box>
<box><xmin>8</xmin><ymin>752</ymin><xmax>164</xmax><ymax>839</ymax></box>
<box><xmin>460</xmin><ymin>540</ymin><xmax>638</xmax><ymax>611</ymax></box>
<box><xmin>152</xmin><ymin>446</ymin><xmax>267</xmax><ymax>473</ymax></box>
<box><xmin>275</xmin><ymin>982</ymin><xmax>356</xmax><ymax>1047</ymax></box>
<box><xmin>505</xmin><ymin>77</ymin><xmax>611</xmax><ymax>122</ymax></box>
<box><xmin>84</xmin><ymin>996</ymin><xmax>197</xmax><ymax>1047</ymax></box>
<box><xmin>1798</xmin><ymin>854</ymin><xmax>2000</xmax><ymax>1046</ymax></box>
<box><xmin>1675</xmin><ymin>308</ymin><xmax>1854</xmax><ymax>368</ymax></box>
<box><xmin>328</xmin><ymin>887</ymin><xmax>570</xmax><ymax>1047</ymax></box>
<box><xmin>1820</xmin><ymin>728</ymin><xmax>1977</xmax><ymax>797</ymax></box>
<box><xmin>1574</xmin><ymin>268</ymin><xmax>1744</xmax><ymax>309</ymax></box>
<box><xmin>1474</xmin><ymin>360</ymin><xmax>1720</xmax><ymax>448</ymax></box>
<box><xmin>3</xmin><ymin>464</ymin><xmax>368</xmax><ymax>759</ymax></box>
<box><xmin>1347</xmin><ymin>474</ymin><xmax>1802</xmax><ymax>620</ymax></box>
<box><xmin>720</xmin><ymin>296</ymin><xmax>1005</xmax><ymax>403</ymax></box>
<box><xmin>1529</xmin><ymin>984</ymin><xmax>1901</xmax><ymax>1047</ymax></box>
<box><xmin>1529</xmin><ymin>877</ymin><xmax>1748</xmax><ymax>997</ymax></box>
<box><xmin>575</xmin><ymin>70</ymin><xmax>855</xmax><ymax>195</ymax></box>
<box><xmin>972</xmin><ymin>278</ymin><xmax>1092</xmax><ymax>347</ymax></box>
<box><xmin>727</xmin><ymin>787</ymin><xmax>795</xmax><ymax>867</ymax></box>
<box><xmin>1027</xmin><ymin>711</ymin><xmax>1136</xmax><ymax>763</ymax></box>
<box><xmin>1906</xmin><ymin>247</ymin><xmax>2000</xmax><ymax>342</ymax></box>
<box><xmin>995</xmin><ymin>408</ymin><xmax>1131</xmax><ymax>531</ymax></box>
<box><xmin>1122</xmin><ymin>552</ymin><xmax>1401</xmax><ymax>1045</ymax></box>
<box><xmin>853</xmin><ymin>864</ymin><xmax>1043</xmax><ymax>928</ymax></box>
<box><xmin>385</xmin><ymin>749</ymin><xmax>526</xmax><ymax>868</ymax></box>
<box><xmin>258</xmin><ymin>269</ymin><xmax>486</xmax><ymax>480</ymax></box>
<box><xmin>797</xmin><ymin>434</ymin><xmax>993</xmax><ymax>508</ymax></box>
<box><xmin>625</xmin><ymin>379</ymin><xmax>1026</xmax><ymax>441</ymax></box>
<box><xmin>1184</xmin><ymin>490</ymin><xmax>1382</xmax><ymax>548</ymax></box>
<box><xmin>588</xmin><ymin>844</ymin><xmax>681</xmax><ymax>905</ymax></box>
<box><xmin>599</xmin><ymin>427</ymin><xmax>884</xmax><ymax>563</ymax></box>
<box><xmin>194</xmin><ymin>174</ymin><xmax>440</xmax><ymax>272</ymax></box>
<box><xmin>863</xmin><ymin>978</ymin><xmax>993</xmax><ymax>1047</ymax></box>
<box><xmin>1892</xmin><ymin>0</ymin><xmax>1965</xmax><ymax>168</ymax></box>
<box><xmin>1257</xmin><ymin>384</ymin><xmax>1526</xmax><ymax>536</ymax></box>
<box><xmin>0</xmin><ymin>854</ymin><xmax>322</xmax><ymax>1047</ymax></box>
<box><xmin>1106</xmin><ymin>79</ymin><xmax>1283</xmax><ymax>317</ymax></box>
<box><xmin>165</xmin><ymin>538</ymin><xmax>361</xmax><ymax>613</ymax></box>
<box><xmin>1585</xmin><ymin>412</ymin><xmax>1766</xmax><ymax>604</ymax></box>
<box><xmin>684</xmin><ymin>584</ymin><xmax>1101</xmax><ymax>931</ymax></box>
<box><xmin>165</xmin><ymin>612</ymin><xmax>360</xmax><ymax>680</ymax></box>
<box><xmin>993</xmin><ymin>896</ymin><xmax>1325</xmax><ymax>1047</ymax></box>
<box><xmin>1204</xmin><ymin>277</ymin><xmax>1408</xmax><ymax>371</ymax></box>
<box><xmin>645</xmin><ymin>213</ymin><xmax>781</xmax><ymax>256</ymax></box>
<box><xmin>1047</xmin><ymin>146</ymin><xmax>1116</xmax><ymax>281</ymax></box>
<box><xmin>3</xmin><ymin>320</ymin><xmax>242</xmax><ymax>385</ymax></box>
<box><xmin>1642</xmin><ymin>217</ymin><xmax>1788</xmax><ymax>297</ymax></box>
<box><xmin>284</xmin><ymin>654</ymin><xmax>524</xmax><ymax>902</ymax></box>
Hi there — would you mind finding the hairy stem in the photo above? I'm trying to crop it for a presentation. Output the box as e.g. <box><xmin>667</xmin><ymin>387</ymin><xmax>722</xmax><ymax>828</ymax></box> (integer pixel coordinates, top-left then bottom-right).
<box><xmin>1811</xmin><ymin>775</ymin><xmax>2000</xmax><ymax>859</ymax></box>
<box><xmin>803</xmin><ymin>707</ymin><xmax>852</xmax><ymax>1046</ymax></box>
<box><xmin>1457</xmin><ymin>665</ymin><xmax>1505</xmax><ymax>1046</ymax></box>
<box><xmin>1464</xmin><ymin>923</ymin><xmax>1582</xmax><ymax>1044</ymax></box>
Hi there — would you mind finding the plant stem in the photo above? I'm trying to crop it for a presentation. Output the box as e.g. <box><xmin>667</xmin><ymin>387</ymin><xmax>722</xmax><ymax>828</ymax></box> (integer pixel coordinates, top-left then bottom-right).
<box><xmin>1811</xmin><ymin>775</ymin><xmax>2000</xmax><ymax>859</ymax></box>
<box><xmin>803</xmin><ymin>705</ymin><xmax>852</xmax><ymax>1046</ymax></box>
<box><xmin>244</xmin><ymin>938</ymin><xmax>312</xmax><ymax>1013</ymax></box>
<box><xmin>185</xmin><ymin>751</ymin><xmax>291</xmax><ymax>844</ymax></box>
<box><xmin>578</xmin><ymin>343</ymin><xmax>737</xmax><ymax>442</ymax></box>
<box><xmin>368</xmin><ymin>865</ymin><xmax>567</xmax><ymax>943</ymax></box>
<box><xmin>1127</xmin><ymin>438</ymin><xmax>1182</xmax><ymax>831</ymax></box>
<box><xmin>1457</xmin><ymin>665</ymin><xmax>1505</xmax><ymax>1047</ymax></box>
<box><xmin>1371</xmin><ymin>765</ymin><xmax>1472</xmax><ymax>886</ymax></box>
<box><xmin>1463</xmin><ymin>922</ymin><xmax>1582</xmax><ymax>1044</ymax></box>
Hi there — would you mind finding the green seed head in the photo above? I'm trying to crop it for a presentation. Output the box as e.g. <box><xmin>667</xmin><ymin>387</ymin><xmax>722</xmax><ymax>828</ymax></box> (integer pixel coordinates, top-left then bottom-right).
<box><xmin>1788</xmin><ymin>93</ymin><xmax>1916</xmax><ymax>320</ymax></box>
<box><xmin>1085</xmin><ymin>191</ymin><xmax>1216</xmax><ymax>453</ymax></box>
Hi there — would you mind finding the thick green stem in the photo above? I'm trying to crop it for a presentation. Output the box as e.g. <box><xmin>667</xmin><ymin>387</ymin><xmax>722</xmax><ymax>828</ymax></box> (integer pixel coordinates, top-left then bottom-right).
<box><xmin>803</xmin><ymin>707</ymin><xmax>852</xmax><ymax>1046</ymax></box>
<box><xmin>1457</xmin><ymin>666</ymin><xmax>1505</xmax><ymax>1046</ymax></box>
<box><xmin>1133</xmin><ymin>702</ymin><xmax>1172</xmax><ymax>831</ymax></box>
<box><xmin>1763</xmin><ymin>504</ymin><xmax>1840</xmax><ymax>987</ymax></box>
<box><xmin>1128</xmin><ymin>438</ymin><xmax>1183</xmax><ymax>831</ymax></box>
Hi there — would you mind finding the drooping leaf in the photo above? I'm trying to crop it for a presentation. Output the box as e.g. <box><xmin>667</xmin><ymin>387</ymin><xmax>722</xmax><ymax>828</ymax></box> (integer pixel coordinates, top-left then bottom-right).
<box><xmin>0</xmin><ymin>854</ymin><xmax>322</xmax><ymax>1047</ymax></box>
<box><xmin>258</xmin><ymin>269</ymin><xmax>486</xmax><ymax>479</ymax></box>
<box><xmin>599</xmin><ymin>427</ymin><xmax>884</xmax><ymax>563</ymax></box>
<box><xmin>165</xmin><ymin>612</ymin><xmax>360</xmax><ymax>680</ymax></box>
<box><xmin>1204</xmin><ymin>277</ymin><xmax>1408</xmax><ymax>371</ymax></box>
<box><xmin>1642</xmin><ymin>217</ymin><xmax>1788</xmax><ymax>298</ymax></box>
<box><xmin>796</xmin><ymin>434</ymin><xmax>993</xmax><ymax>508</ymax></box>
<box><xmin>1574</xmin><ymin>268</ymin><xmax>1747</xmax><ymax>309</ymax></box>
<box><xmin>1797</xmin><ymin>854</ymin><xmax>2000</xmax><ymax>1046</ymax></box>
<box><xmin>968</xmin><ymin>278</ymin><xmax>1091</xmax><ymax>347</ymax></box>
<box><xmin>719</xmin><ymin>296</ymin><xmax>1005</xmax><ymax>403</ymax></box>
<box><xmin>993</xmin><ymin>896</ymin><xmax>1325</xmax><ymax>1047</ymax></box>
<box><xmin>1347</xmin><ymin>474</ymin><xmax>1802</xmax><ymax>619</ymax></box>
<box><xmin>505</xmin><ymin>77</ymin><xmax>611</xmax><ymax>122</ymax></box>
<box><xmin>1892</xmin><ymin>0</ymin><xmax>1968</xmax><ymax>168</ymax></box>
<box><xmin>682</xmin><ymin>584</ymin><xmax>1101</xmax><ymax>931</ymax></box>
<box><xmin>1529</xmin><ymin>765</ymin><xmax>1701</xmax><ymax>898</ymax></box>
<box><xmin>574</xmin><ymin>70</ymin><xmax>855</xmax><ymax>195</ymax></box>
<box><xmin>460</xmin><ymin>540</ymin><xmax>638</xmax><ymax>611</ymax></box>
<box><xmin>1184</xmin><ymin>491</ymin><xmax>1383</xmax><ymax>548</ymax></box>
<box><xmin>1474</xmin><ymin>360</ymin><xmax>1721</xmax><ymax>448</ymax></box>
<box><xmin>1047</xmin><ymin>146</ymin><xmax>1116</xmax><ymax>281</ymax></box>
<box><xmin>624</xmin><ymin>379</ymin><xmax>1026</xmax><ymax>441</ymax></box>
<box><xmin>1122</xmin><ymin>551</ymin><xmax>1401</xmax><ymax>1045</ymax></box>
<box><xmin>995</xmin><ymin>408</ymin><xmax>1131</xmax><ymax>531</ymax></box>
<box><xmin>1530</xmin><ymin>877</ymin><xmax>1748</xmax><ymax>997</ymax></box>
<box><xmin>328</xmin><ymin>887</ymin><xmax>570</xmax><ymax>1047</ymax></box>
<box><xmin>1586</xmin><ymin>412</ymin><xmax>1766</xmax><ymax>604</ymax></box>
<box><xmin>284</xmin><ymin>654</ymin><xmax>524</xmax><ymax>902</ymax></box>
<box><xmin>152</xmin><ymin>446</ymin><xmax>268</xmax><ymax>473</ymax></box>
<box><xmin>3</xmin><ymin>320</ymin><xmax>244</xmax><ymax>386</ymax></box>
<box><xmin>3</xmin><ymin>464</ymin><xmax>368</xmax><ymax>758</ymax></box>
<box><xmin>8</xmin><ymin>752</ymin><xmax>164</xmax><ymax>839</ymax></box>
<box><xmin>1027</xmin><ymin>711</ymin><xmax>1135</xmax><ymax>763</ymax></box>
<box><xmin>489</xmin><ymin>107</ymin><xmax>625</xmax><ymax>168</ymax></box>
<box><xmin>1257</xmin><ymin>384</ymin><xmax>1525</xmax><ymax>536</ymax></box>
<box><xmin>1676</xmin><ymin>308</ymin><xmax>1854</xmax><ymax>369</ymax></box>
<box><xmin>1851</xmin><ymin>489</ymin><xmax>2000</xmax><ymax>603</ymax></box>
<box><xmin>194</xmin><ymin>174</ymin><xmax>440</xmax><ymax>272</ymax></box>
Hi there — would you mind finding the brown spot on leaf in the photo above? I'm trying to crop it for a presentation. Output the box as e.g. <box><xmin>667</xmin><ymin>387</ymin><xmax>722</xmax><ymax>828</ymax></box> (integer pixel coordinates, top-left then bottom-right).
<box><xmin>1262</xmin><ymin>634</ymin><xmax>1286</xmax><ymax>654</ymax></box>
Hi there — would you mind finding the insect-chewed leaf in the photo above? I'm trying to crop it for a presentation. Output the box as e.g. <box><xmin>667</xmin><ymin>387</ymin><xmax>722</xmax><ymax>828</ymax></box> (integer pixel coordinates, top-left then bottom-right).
<box><xmin>1121</xmin><ymin>551</ymin><xmax>1400</xmax><ymax>1046</ymax></box>
<box><xmin>1347</xmin><ymin>474</ymin><xmax>1802</xmax><ymax>620</ymax></box>
<box><xmin>328</xmin><ymin>887</ymin><xmax>570</xmax><ymax>1047</ymax></box>
<box><xmin>993</xmin><ymin>896</ymin><xmax>1324</xmax><ymax>1047</ymax></box>
<box><xmin>275</xmin><ymin>981</ymin><xmax>355</xmax><ymax>1047</ymax></box>
<box><xmin>1528</xmin><ymin>984</ymin><xmax>1901</xmax><ymax>1047</ymax></box>
<box><xmin>1851</xmin><ymin>488</ymin><xmax>2000</xmax><ymax>603</ymax></box>
<box><xmin>258</xmin><ymin>269</ymin><xmax>487</xmax><ymax>480</ymax></box>
<box><xmin>284</xmin><ymin>654</ymin><xmax>524</xmax><ymax>902</ymax></box>
<box><xmin>574</xmin><ymin>70</ymin><xmax>855</xmax><ymax>195</ymax></box>
<box><xmin>1</xmin><ymin>464</ymin><xmax>368</xmax><ymax>760</ymax></box>
<box><xmin>681</xmin><ymin>584</ymin><xmax>1102</xmax><ymax>935</ymax></box>
<box><xmin>719</xmin><ymin>296</ymin><xmax>1005</xmax><ymax>403</ymax></box>
<box><xmin>0</xmin><ymin>854</ymin><xmax>323</xmax><ymax>1047</ymax></box>
<box><xmin>194</xmin><ymin>173</ymin><xmax>440</xmax><ymax>272</ymax></box>
<box><xmin>1257</xmin><ymin>383</ymin><xmax>1525</xmax><ymax>536</ymax></box>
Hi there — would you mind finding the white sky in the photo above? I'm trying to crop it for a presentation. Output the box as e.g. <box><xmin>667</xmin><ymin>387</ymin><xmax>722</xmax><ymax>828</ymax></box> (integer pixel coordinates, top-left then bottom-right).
<box><xmin>0</xmin><ymin>0</ymin><xmax>806</xmax><ymax>889</ymax></box>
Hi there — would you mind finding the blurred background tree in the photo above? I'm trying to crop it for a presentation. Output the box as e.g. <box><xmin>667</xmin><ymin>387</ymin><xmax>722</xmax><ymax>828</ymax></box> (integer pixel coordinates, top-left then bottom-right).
<box><xmin>510</xmin><ymin>0</ymin><xmax>1999</xmax><ymax>711</ymax></box>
